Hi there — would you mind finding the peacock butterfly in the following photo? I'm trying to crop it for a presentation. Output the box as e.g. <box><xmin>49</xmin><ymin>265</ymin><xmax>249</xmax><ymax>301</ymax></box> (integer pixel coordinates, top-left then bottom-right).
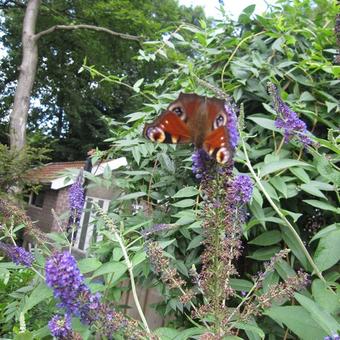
<box><xmin>143</xmin><ymin>93</ymin><xmax>234</xmax><ymax>164</ymax></box>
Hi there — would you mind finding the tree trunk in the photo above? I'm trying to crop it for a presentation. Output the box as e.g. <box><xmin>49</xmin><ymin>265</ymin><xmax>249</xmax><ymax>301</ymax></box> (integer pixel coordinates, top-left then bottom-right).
<box><xmin>9</xmin><ymin>0</ymin><xmax>40</xmax><ymax>150</ymax></box>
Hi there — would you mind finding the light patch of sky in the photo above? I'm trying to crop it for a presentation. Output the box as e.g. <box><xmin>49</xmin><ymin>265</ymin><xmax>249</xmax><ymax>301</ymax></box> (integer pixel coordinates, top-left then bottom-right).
<box><xmin>178</xmin><ymin>0</ymin><xmax>276</xmax><ymax>19</ymax></box>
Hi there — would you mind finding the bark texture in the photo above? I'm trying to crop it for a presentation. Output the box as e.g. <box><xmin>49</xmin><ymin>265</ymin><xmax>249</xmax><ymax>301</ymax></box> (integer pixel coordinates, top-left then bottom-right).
<box><xmin>10</xmin><ymin>0</ymin><xmax>40</xmax><ymax>150</ymax></box>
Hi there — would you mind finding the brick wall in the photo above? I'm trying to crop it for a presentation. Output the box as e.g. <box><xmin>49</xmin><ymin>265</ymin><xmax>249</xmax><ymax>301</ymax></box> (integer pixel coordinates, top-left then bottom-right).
<box><xmin>27</xmin><ymin>189</ymin><xmax>58</xmax><ymax>233</ymax></box>
<box><xmin>52</xmin><ymin>188</ymin><xmax>70</xmax><ymax>232</ymax></box>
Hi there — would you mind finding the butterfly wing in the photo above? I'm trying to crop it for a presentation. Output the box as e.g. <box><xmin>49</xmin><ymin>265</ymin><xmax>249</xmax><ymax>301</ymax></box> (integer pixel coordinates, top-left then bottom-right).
<box><xmin>143</xmin><ymin>110</ymin><xmax>192</xmax><ymax>144</ymax></box>
<box><xmin>143</xmin><ymin>93</ymin><xmax>204</xmax><ymax>145</ymax></box>
<box><xmin>202</xmin><ymin>98</ymin><xmax>233</xmax><ymax>164</ymax></box>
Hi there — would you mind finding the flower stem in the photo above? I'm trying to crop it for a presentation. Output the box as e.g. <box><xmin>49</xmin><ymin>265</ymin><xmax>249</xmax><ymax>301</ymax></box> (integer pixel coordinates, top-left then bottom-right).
<box><xmin>93</xmin><ymin>204</ymin><xmax>151</xmax><ymax>334</ymax></box>
<box><xmin>240</xmin><ymin>135</ymin><xmax>326</xmax><ymax>283</ymax></box>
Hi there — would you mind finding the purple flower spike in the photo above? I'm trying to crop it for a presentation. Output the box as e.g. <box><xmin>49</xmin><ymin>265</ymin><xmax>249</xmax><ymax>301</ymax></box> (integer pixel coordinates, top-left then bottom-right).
<box><xmin>224</xmin><ymin>102</ymin><xmax>239</xmax><ymax>150</ymax></box>
<box><xmin>0</xmin><ymin>242</ymin><xmax>34</xmax><ymax>267</ymax></box>
<box><xmin>45</xmin><ymin>251</ymin><xmax>87</xmax><ymax>315</ymax></box>
<box><xmin>69</xmin><ymin>170</ymin><xmax>85</xmax><ymax>222</ymax></box>
<box><xmin>229</xmin><ymin>175</ymin><xmax>253</xmax><ymax>205</ymax></box>
<box><xmin>268</xmin><ymin>83</ymin><xmax>313</xmax><ymax>147</ymax></box>
<box><xmin>48</xmin><ymin>314</ymin><xmax>72</xmax><ymax>338</ymax></box>
<box><xmin>192</xmin><ymin>148</ymin><xmax>212</xmax><ymax>180</ymax></box>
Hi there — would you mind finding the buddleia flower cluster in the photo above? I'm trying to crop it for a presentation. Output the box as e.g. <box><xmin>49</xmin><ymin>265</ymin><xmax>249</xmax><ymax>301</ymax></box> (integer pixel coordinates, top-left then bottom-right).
<box><xmin>0</xmin><ymin>241</ymin><xmax>34</xmax><ymax>267</ymax></box>
<box><xmin>268</xmin><ymin>83</ymin><xmax>313</xmax><ymax>147</ymax></box>
<box><xmin>68</xmin><ymin>170</ymin><xmax>85</xmax><ymax>224</ymax></box>
<box><xmin>45</xmin><ymin>251</ymin><xmax>143</xmax><ymax>339</ymax></box>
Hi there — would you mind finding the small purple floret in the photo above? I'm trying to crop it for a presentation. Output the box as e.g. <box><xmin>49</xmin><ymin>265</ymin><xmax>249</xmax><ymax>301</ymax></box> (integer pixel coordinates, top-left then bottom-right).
<box><xmin>48</xmin><ymin>314</ymin><xmax>72</xmax><ymax>338</ymax></box>
<box><xmin>268</xmin><ymin>83</ymin><xmax>312</xmax><ymax>147</ymax></box>
<box><xmin>45</xmin><ymin>251</ymin><xmax>87</xmax><ymax>315</ymax></box>
<box><xmin>229</xmin><ymin>175</ymin><xmax>253</xmax><ymax>204</ymax></box>
<box><xmin>69</xmin><ymin>171</ymin><xmax>85</xmax><ymax>221</ymax></box>
<box><xmin>0</xmin><ymin>242</ymin><xmax>34</xmax><ymax>267</ymax></box>
<box><xmin>192</xmin><ymin>149</ymin><xmax>211</xmax><ymax>180</ymax></box>
<box><xmin>224</xmin><ymin>102</ymin><xmax>239</xmax><ymax>150</ymax></box>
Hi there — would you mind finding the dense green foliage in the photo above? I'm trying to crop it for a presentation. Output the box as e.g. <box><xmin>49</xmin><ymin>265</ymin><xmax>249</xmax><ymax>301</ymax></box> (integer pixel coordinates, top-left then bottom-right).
<box><xmin>0</xmin><ymin>0</ymin><xmax>205</xmax><ymax>160</ymax></box>
<box><xmin>0</xmin><ymin>0</ymin><xmax>339</xmax><ymax>339</ymax></box>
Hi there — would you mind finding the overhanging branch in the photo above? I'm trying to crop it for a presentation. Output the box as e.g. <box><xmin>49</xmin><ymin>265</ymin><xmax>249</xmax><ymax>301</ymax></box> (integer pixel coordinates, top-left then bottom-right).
<box><xmin>34</xmin><ymin>24</ymin><xmax>142</xmax><ymax>42</ymax></box>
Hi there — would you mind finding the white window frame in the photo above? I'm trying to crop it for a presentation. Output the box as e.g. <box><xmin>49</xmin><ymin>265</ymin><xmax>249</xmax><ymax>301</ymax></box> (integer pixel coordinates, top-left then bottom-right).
<box><xmin>74</xmin><ymin>196</ymin><xmax>110</xmax><ymax>251</ymax></box>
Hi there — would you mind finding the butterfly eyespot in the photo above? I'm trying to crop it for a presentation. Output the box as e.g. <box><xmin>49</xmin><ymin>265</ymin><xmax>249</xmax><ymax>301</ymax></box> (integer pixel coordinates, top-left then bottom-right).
<box><xmin>213</xmin><ymin>113</ymin><xmax>227</xmax><ymax>129</ymax></box>
<box><xmin>173</xmin><ymin>107</ymin><xmax>183</xmax><ymax>115</ymax></box>
<box><xmin>171</xmin><ymin>106</ymin><xmax>187</xmax><ymax>121</ymax></box>
<box><xmin>216</xmin><ymin>147</ymin><xmax>230</xmax><ymax>164</ymax></box>
<box><xmin>146</xmin><ymin>127</ymin><xmax>166</xmax><ymax>143</ymax></box>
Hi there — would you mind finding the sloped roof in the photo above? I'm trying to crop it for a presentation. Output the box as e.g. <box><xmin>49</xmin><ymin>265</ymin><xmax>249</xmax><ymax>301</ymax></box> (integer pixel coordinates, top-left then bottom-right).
<box><xmin>28</xmin><ymin>161</ymin><xmax>85</xmax><ymax>183</ymax></box>
<box><xmin>27</xmin><ymin>157</ymin><xmax>128</xmax><ymax>190</ymax></box>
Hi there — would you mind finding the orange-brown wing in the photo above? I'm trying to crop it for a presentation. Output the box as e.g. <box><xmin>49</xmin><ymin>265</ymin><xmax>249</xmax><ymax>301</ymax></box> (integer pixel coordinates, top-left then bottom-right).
<box><xmin>143</xmin><ymin>110</ymin><xmax>192</xmax><ymax>144</ymax></box>
<box><xmin>203</xmin><ymin>98</ymin><xmax>233</xmax><ymax>164</ymax></box>
<box><xmin>203</xmin><ymin>127</ymin><xmax>232</xmax><ymax>164</ymax></box>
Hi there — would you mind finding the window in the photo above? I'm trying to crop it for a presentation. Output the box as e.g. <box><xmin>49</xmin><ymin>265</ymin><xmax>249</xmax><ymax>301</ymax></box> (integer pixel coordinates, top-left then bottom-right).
<box><xmin>73</xmin><ymin>196</ymin><xmax>110</xmax><ymax>251</ymax></box>
<box><xmin>30</xmin><ymin>190</ymin><xmax>46</xmax><ymax>208</ymax></box>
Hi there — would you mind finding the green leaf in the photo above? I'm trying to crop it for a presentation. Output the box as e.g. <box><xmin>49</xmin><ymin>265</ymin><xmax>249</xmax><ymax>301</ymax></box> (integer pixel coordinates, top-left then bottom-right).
<box><xmin>172</xmin><ymin>186</ymin><xmax>199</xmax><ymax>198</ymax></box>
<box><xmin>274</xmin><ymin>260</ymin><xmax>296</xmax><ymax>280</ymax></box>
<box><xmin>32</xmin><ymin>326</ymin><xmax>50</xmax><ymax>338</ymax></box>
<box><xmin>91</xmin><ymin>261</ymin><xmax>127</xmax><ymax>282</ymax></box>
<box><xmin>265</xmin><ymin>306</ymin><xmax>326</xmax><ymax>340</ymax></box>
<box><xmin>270</xmin><ymin>177</ymin><xmax>288</xmax><ymax>198</ymax></box>
<box><xmin>23</xmin><ymin>283</ymin><xmax>53</xmax><ymax>313</ymax></box>
<box><xmin>233</xmin><ymin>322</ymin><xmax>265</xmax><ymax>339</ymax></box>
<box><xmin>133</xmin><ymin>78</ymin><xmax>144</xmax><ymax>92</ymax></box>
<box><xmin>78</xmin><ymin>258</ymin><xmax>102</xmax><ymax>274</ymax></box>
<box><xmin>247</xmin><ymin>117</ymin><xmax>279</xmax><ymax>131</ymax></box>
<box><xmin>229</xmin><ymin>278</ymin><xmax>253</xmax><ymax>291</ymax></box>
<box><xmin>248</xmin><ymin>230</ymin><xmax>282</xmax><ymax>246</ymax></box>
<box><xmin>14</xmin><ymin>332</ymin><xmax>33</xmax><ymax>340</ymax></box>
<box><xmin>295</xmin><ymin>293</ymin><xmax>340</xmax><ymax>334</ymax></box>
<box><xmin>303</xmin><ymin>200</ymin><xmax>339</xmax><ymax>213</ymax></box>
<box><xmin>131</xmin><ymin>251</ymin><xmax>146</xmax><ymax>267</ymax></box>
<box><xmin>290</xmin><ymin>167</ymin><xmax>310</xmax><ymax>183</ymax></box>
<box><xmin>173</xmin><ymin>327</ymin><xmax>205</xmax><ymax>339</ymax></box>
<box><xmin>300</xmin><ymin>91</ymin><xmax>315</xmax><ymax>101</ymax></box>
<box><xmin>259</xmin><ymin>159</ymin><xmax>313</xmax><ymax>177</ymax></box>
<box><xmin>247</xmin><ymin>246</ymin><xmax>280</xmax><ymax>261</ymax></box>
<box><xmin>172</xmin><ymin>199</ymin><xmax>196</xmax><ymax>208</ymax></box>
<box><xmin>312</xmin><ymin>279</ymin><xmax>340</xmax><ymax>315</ymax></box>
<box><xmin>154</xmin><ymin>327</ymin><xmax>180</xmax><ymax>339</ymax></box>
<box><xmin>313</xmin><ymin>229</ymin><xmax>340</xmax><ymax>272</ymax></box>
<box><xmin>310</xmin><ymin>224</ymin><xmax>339</xmax><ymax>243</ymax></box>
<box><xmin>117</xmin><ymin>192</ymin><xmax>146</xmax><ymax>201</ymax></box>
<box><xmin>280</xmin><ymin>225</ymin><xmax>310</xmax><ymax>270</ymax></box>
<box><xmin>300</xmin><ymin>183</ymin><xmax>327</xmax><ymax>199</ymax></box>
<box><xmin>187</xmin><ymin>235</ymin><xmax>203</xmax><ymax>250</ymax></box>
